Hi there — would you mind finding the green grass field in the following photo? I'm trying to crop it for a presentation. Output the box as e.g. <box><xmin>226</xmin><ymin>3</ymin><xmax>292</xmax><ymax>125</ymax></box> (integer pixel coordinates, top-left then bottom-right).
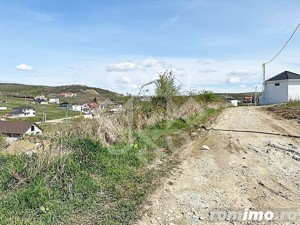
<box><xmin>0</xmin><ymin>97</ymin><xmax>80</xmax><ymax>122</ymax></box>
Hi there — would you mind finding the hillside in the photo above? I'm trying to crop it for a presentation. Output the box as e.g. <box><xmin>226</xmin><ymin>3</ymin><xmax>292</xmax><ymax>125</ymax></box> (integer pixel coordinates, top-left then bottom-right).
<box><xmin>0</xmin><ymin>83</ymin><xmax>125</xmax><ymax>104</ymax></box>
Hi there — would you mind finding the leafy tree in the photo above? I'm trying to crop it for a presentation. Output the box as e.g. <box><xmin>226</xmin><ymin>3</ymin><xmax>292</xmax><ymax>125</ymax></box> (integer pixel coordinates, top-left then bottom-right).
<box><xmin>154</xmin><ymin>70</ymin><xmax>180</xmax><ymax>99</ymax></box>
<box><xmin>138</xmin><ymin>70</ymin><xmax>180</xmax><ymax>99</ymax></box>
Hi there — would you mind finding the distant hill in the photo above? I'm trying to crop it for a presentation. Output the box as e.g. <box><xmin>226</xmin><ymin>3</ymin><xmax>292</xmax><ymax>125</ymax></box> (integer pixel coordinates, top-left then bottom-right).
<box><xmin>217</xmin><ymin>92</ymin><xmax>261</xmax><ymax>101</ymax></box>
<box><xmin>0</xmin><ymin>83</ymin><xmax>125</xmax><ymax>104</ymax></box>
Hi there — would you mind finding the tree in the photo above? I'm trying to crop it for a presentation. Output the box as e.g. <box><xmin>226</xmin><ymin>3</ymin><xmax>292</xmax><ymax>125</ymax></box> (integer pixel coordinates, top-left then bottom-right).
<box><xmin>137</xmin><ymin>70</ymin><xmax>180</xmax><ymax>113</ymax></box>
<box><xmin>138</xmin><ymin>70</ymin><xmax>180</xmax><ymax>99</ymax></box>
<box><xmin>93</xmin><ymin>97</ymin><xmax>97</xmax><ymax>103</ymax></box>
<box><xmin>154</xmin><ymin>70</ymin><xmax>180</xmax><ymax>99</ymax></box>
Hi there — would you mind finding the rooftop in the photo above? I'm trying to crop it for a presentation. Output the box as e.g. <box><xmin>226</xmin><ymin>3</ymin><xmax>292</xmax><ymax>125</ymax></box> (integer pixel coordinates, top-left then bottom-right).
<box><xmin>266</xmin><ymin>71</ymin><xmax>300</xmax><ymax>82</ymax></box>
<box><xmin>12</xmin><ymin>106</ymin><xmax>35</xmax><ymax>110</ymax></box>
<box><xmin>0</xmin><ymin>121</ymin><xmax>40</xmax><ymax>135</ymax></box>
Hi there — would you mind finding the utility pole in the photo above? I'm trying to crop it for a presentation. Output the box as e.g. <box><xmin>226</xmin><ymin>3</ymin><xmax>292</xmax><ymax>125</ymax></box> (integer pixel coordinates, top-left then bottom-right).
<box><xmin>254</xmin><ymin>85</ymin><xmax>257</xmax><ymax>105</ymax></box>
<box><xmin>262</xmin><ymin>63</ymin><xmax>266</xmax><ymax>85</ymax></box>
<box><xmin>262</xmin><ymin>63</ymin><xmax>266</xmax><ymax>104</ymax></box>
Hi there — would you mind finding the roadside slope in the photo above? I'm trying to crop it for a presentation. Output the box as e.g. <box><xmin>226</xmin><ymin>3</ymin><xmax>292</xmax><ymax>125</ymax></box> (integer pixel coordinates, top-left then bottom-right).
<box><xmin>138</xmin><ymin>107</ymin><xmax>300</xmax><ymax>224</ymax></box>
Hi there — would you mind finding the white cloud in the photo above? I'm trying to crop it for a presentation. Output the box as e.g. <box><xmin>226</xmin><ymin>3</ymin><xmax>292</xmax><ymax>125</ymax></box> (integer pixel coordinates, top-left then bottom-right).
<box><xmin>199</xmin><ymin>69</ymin><xmax>218</xmax><ymax>73</ymax></box>
<box><xmin>160</xmin><ymin>61</ymin><xmax>173</xmax><ymax>69</ymax></box>
<box><xmin>142</xmin><ymin>58</ymin><xmax>160</xmax><ymax>67</ymax></box>
<box><xmin>226</xmin><ymin>76</ymin><xmax>241</xmax><ymax>83</ymax></box>
<box><xmin>106</xmin><ymin>62</ymin><xmax>137</xmax><ymax>72</ymax></box>
<box><xmin>227</xmin><ymin>69</ymin><xmax>258</xmax><ymax>76</ymax></box>
<box><xmin>198</xmin><ymin>59</ymin><xmax>215</xmax><ymax>64</ymax></box>
<box><xmin>67</xmin><ymin>65</ymin><xmax>83</xmax><ymax>70</ymax></box>
<box><xmin>225</xmin><ymin>69</ymin><xmax>258</xmax><ymax>83</ymax></box>
<box><xmin>117</xmin><ymin>76</ymin><xmax>131</xmax><ymax>84</ymax></box>
<box><xmin>16</xmin><ymin>63</ymin><xmax>34</xmax><ymax>71</ymax></box>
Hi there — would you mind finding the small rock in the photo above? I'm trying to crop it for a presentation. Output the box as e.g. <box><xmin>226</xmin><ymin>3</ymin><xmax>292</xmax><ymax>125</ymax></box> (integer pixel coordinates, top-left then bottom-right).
<box><xmin>201</xmin><ymin>145</ymin><xmax>210</xmax><ymax>150</ymax></box>
<box><xmin>167</xmin><ymin>181</ymin><xmax>174</xmax><ymax>185</ymax></box>
<box><xmin>190</xmin><ymin>132</ymin><xmax>198</xmax><ymax>138</ymax></box>
<box><xmin>292</xmin><ymin>155</ymin><xmax>300</xmax><ymax>161</ymax></box>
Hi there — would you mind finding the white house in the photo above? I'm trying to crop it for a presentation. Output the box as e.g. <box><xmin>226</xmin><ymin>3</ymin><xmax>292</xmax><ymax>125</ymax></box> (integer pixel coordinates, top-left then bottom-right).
<box><xmin>35</xmin><ymin>95</ymin><xmax>47</xmax><ymax>101</ymax></box>
<box><xmin>0</xmin><ymin>121</ymin><xmax>42</xmax><ymax>141</ymax></box>
<box><xmin>49</xmin><ymin>98</ymin><xmax>60</xmax><ymax>104</ymax></box>
<box><xmin>260</xmin><ymin>71</ymin><xmax>300</xmax><ymax>105</ymax></box>
<box><xmin>72</xmin><ymin>105</ymin><xmax>82</xmax><ymax>112</ymax></box>
<box><xmin>12</xmin><ymin>106</ymin><xmax>36</xmax><ymax>117</ymax></box>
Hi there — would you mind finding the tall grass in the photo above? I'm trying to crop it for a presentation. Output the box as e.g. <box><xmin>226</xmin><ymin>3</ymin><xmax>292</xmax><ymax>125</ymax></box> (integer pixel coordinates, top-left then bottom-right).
<box><xmin>0</xmin><ymin>96</ymin><xmax>224</xmax><ymax>224</ymax></box>
<box><xmin>287</xmin><ymin>100</ymin><xmax>300</xmax><ymax>107</ymax></box>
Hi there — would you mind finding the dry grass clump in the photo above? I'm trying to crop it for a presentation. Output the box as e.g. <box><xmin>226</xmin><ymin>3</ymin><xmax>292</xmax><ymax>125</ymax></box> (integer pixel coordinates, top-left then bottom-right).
<box><xmin>66</xmin><ymin>112</ymin><xmax>128</xmax><ymax>145</ymax></box>
<box><xmin>60</xmin><ymin>97</ymin><xmax>219</xmax><ymax>146</ymax></box>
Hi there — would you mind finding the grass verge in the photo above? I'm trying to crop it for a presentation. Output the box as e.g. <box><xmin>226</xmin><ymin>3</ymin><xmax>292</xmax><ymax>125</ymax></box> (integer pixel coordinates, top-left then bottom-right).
<box><xmin>0</xmin><ymin>106</ymin><xmax>223</xmax><ymax>224</ymax></box>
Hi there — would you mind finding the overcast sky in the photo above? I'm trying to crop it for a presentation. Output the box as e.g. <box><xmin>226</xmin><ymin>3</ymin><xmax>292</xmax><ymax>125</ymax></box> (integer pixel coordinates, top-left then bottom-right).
<box><xmin>1</xmin><ymin>0</ymin><xmax>300</xmax><ymax>94</ymax></box>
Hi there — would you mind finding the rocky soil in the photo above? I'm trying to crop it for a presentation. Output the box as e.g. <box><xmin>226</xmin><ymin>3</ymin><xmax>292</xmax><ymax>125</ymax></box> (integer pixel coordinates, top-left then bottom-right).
<box><xmin>137</xmin><ymin>107</ymin><xmax>300</xmax><ymax>225</ymax></box>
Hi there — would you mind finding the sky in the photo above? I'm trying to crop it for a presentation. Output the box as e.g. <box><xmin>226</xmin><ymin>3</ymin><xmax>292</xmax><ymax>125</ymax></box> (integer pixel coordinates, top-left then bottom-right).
<box><xmin>1</xmin><ymin>0</ymin><xmax>300</xmax><ymax>94</ymax></box>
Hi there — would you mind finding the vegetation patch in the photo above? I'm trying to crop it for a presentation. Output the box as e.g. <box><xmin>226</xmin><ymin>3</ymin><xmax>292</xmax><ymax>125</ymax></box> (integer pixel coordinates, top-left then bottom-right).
<box><xmin>0</xmin><ymin>105</ymin><xmax>223</xmax><ymax>224</ymax></box>
<box><xmin>265</xmin><ymin>101</ymin><xmax>300</xmax><ymax>121</ymax></box>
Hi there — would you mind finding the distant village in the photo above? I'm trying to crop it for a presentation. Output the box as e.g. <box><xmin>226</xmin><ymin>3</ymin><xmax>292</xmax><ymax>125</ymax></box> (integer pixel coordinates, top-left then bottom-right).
<box><xmin>0</xmin><ymin>91</ymin><xmax>123</xmax><ymax>118</ymax></box>
<box><xmin>0</xmin><ymin>91</ymin><xmax>123</xmax><ymax>142</ymax></box>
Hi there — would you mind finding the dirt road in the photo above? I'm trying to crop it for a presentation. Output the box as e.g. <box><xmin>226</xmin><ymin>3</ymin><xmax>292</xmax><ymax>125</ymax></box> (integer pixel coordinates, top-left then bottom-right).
<box><xmin>138</xmin><ymin>107</ymin><xmax>300</xmax><ymax>224</ymax></box>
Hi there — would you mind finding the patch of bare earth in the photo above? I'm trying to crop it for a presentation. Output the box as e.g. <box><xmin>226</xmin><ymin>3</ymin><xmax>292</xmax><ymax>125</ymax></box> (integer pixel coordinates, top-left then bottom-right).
<box><xmin>137</xmin><ymin>107</ymin><xmax>300</xmax><ymax>225</ymax></box>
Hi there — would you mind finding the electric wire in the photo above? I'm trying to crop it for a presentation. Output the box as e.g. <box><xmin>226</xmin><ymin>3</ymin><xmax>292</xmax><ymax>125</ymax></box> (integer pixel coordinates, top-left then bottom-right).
<box><xmin>265</xmin><ymin>23</ymin><xmax>300</xmax><ymax>65</ymax></box>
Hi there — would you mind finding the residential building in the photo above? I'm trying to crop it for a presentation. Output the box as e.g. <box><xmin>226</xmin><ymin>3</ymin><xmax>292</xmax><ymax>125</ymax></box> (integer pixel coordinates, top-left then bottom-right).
<box><xmin>12</xmin><ymin>106</ymin><xmax>35</xmax><ymax>117</ymax></box>
<box><xmin>32</xmin><ymin>99</ymin><xmax>48</xmax><ymax>104</ymax></box>
<box><xmin>72</xmin><ymin>105</ymin><xmax>82</xmax><ymax>112</ymax></box>
<box><xmin>260</xmin><ymin>71</ymin><xmax>300</xmax><ymax>105</ymax></box>
<box><xmin>59</xmin><ymin>102</ymin><xmax>72</xmax><ymax>109</ymax></box>
<box><xmin>49</xmin><ymin>98</ymin><xmax>60</xmax><ymax>104</ymax></box>
<box><xmin>88</xmin><ymin>102</ymin><xmax>100</xmax><ymax>109</ymax></box>
<box><xmin>0</xmin><ymin>121</ymin><xmax>42</xmax><ymax>141</ymax></box>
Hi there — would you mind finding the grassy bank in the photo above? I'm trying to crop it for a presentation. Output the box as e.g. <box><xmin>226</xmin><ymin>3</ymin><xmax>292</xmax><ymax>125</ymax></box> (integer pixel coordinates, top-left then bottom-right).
<box><xmin>0</xmin><ymin>106</ymin><xmax>223</xmax><ymax>224</ymax></box>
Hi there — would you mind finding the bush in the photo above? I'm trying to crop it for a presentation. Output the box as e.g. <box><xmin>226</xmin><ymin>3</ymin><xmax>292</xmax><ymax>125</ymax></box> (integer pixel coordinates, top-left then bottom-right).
<box><xmin>200</xmin><ymin>90</ymin><xmax>218</xmax><ymax>103</ymax></box>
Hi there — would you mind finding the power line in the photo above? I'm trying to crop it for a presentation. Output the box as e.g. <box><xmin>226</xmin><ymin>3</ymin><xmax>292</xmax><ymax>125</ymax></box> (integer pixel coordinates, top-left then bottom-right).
<box><xmin>265</xmin><ymin>23</ymin><xmax>300</xmax><ymax>65</ymax></box>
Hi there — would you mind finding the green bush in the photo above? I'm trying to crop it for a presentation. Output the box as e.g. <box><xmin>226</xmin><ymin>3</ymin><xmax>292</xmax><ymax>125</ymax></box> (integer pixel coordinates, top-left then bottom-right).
<box><xmin>197</xmin><ymin>90</ymin><xmax>218</xmax><ymax>103</ymax></box>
